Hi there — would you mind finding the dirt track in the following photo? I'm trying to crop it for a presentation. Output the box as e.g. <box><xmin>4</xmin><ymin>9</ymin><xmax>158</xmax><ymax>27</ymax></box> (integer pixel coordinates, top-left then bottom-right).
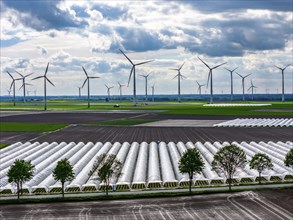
<box><xmin>1</xmin><ymin>189</ymin><xmax>292</xmax><ymax>219</ymax></box>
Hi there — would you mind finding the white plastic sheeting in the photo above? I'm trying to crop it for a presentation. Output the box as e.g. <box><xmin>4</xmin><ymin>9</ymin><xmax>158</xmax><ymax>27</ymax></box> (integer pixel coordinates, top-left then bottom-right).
<box><xmin>0</xmin><ymin>141</ymin><xmax>292</xmax><ymax>194</ymax></box>
<box><xmin>204</xmin><ymin>104</ymin><xmax>272</xmax><ymax>107</ymax></box>
<box><xmin>214</xmin><ymin>118</ymin><xmax>293</xmax><ymax>127</ymax></box>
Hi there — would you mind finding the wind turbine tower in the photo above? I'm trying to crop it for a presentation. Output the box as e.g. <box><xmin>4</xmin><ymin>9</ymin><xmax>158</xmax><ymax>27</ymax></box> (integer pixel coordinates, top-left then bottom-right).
<box><xmin>117</xmin><ymin>82</ymin><xmax>125</xmax><ymax>102</ymax></box>
<box><xmin>224</xmin><ymin>67</ymin><xmax>238</xmax><ymax>101</ymax></box>
<box><xmin>151</xmin><ymin>83</ymin><xmax>155</xmax><ymax>102</ymax></box>
<box><xmin>105</xmin><ymin>84</ymin><xmax>114</xmax><ymax>101</ymax></box>
<box><xmin>140</xmin><ymin>72</ymin><xmax>152</xmax><ymax>101</ymax></box>
<box><xmin>236</xmin><ymin>72</ymin><xmax>252</xmax><ymax>101</ymax></box>
<box><xmin>196</xmin><ymin>80</ymin><xmax>205</xmax><ymax>96</ymax></box>
<box><xmin>198</xmin><ymin>57</ymin><xmax>226</xmax><ymax>104</ymax></box>
<box><xmin>274</xmin><ymin>64</ymin><xmax>291</xmax><ymax>102</ymax></box>
<box><xmin>248</xmin><ymin>80</ymin><xmax>257</xmax><ymax>101</ymax></box>
<box><xmin>81</xmin><ymin>66</ymin><xmax>100</xmax><ymax>108</ymax></box>
<box><xmin>77</xmin><ymin>86</ymin><xmax>82</xmax><ymax>98</ymax></box>
<box><xmin>31</xmin><ymin>63</ymin><xmax>55</xmax><ymax>111</ymax></box>
<box><xmin>170</xmin><ymin>62</ymin><xmax>185</xmax><ymax>102</ymax></box>
<box><xmin>119</xmin><ymin>49</ymin><xmax>153</xmax><ymax>106</ymax></box>
<box><xmin>7</xmin><ymin>71</ymin><xmax>19</xmax><ymax>106</ymax></box>
<box><xmin>16</xmin><ymin>71</ymin><xmax>33</xmax><ymax>103</ymax></box>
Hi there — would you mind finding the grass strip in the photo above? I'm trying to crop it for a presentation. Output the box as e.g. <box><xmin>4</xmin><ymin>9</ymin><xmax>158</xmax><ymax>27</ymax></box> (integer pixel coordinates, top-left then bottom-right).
<box><xmin>0</xmin><ymin>122</ymin><xmax>67</xmax><ymax>132</ymax></box>
<box><xmin>0</xmin><ymin>185</ymin><xmax>292</xmax><ymax>205</ymax></box>
<box><xmin>89</xmin><ymin>119</ymin><xmax>158</xmax><ymax>126</ymax></box>
<box><xmin>0</xmin><ymin>143</ymin><xmax>9</xmax><ymax>149</ymax></box>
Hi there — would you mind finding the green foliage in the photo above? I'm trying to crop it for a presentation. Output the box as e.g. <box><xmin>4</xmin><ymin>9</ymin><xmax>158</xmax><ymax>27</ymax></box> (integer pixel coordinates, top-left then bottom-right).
<box><xmin>0</xmin><ymin>143</ymin><xmax>9</xmax><ymax>149</ymax></box>
<box><xmin>250</xmin><ymin>153</ymin><xmax>273</xmax><ymax>184</ymax></box>
<box><xmin>89</xmin><ymin>154</ymin><xmax>122</xmax><ymax>196</ymax></box>
<box><xmin>179</xmin><ymin>148</ymin><xmax>204</xmax><ymax>193</ymax></box>
<box><xmin>284</xmin><ymin>148</ymin><xmax>293</xmax><ymax>169</ymax></box>
<box><xmin>7</xmin><ymin>159</ymin><xmax>35</xmax><ymax>199</ymax></box>
<box><xmin>212</xmin><ymin>144</ymin><xmax>247</xmax><ymax>191</ymax></box>
<box><xmin>52</xmin><ymin>158</ymin><xmax>74</xmax><ymax>198</ymax></box>
<box><xmin>0</xmin><ymin>122</ymin><xmax>67</xmax><ymax>132</ymax></box>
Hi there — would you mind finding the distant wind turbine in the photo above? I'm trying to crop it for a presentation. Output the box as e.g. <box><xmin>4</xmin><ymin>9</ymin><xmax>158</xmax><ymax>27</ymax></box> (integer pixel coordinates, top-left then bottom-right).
<box><xmin>151</xmin><ymin>83</ymin><xmax>155</xmax><ymax>102</ymax></box>
<box><xmin>77</xmin><ymin>86</ymin><xmax>82</xmax><ymax>98</ymax></box>
<box><xmin>82</xmin><ymin>66</ymin><xmax>100</xmax><ymax>108</ymax></box>
<box><xmin>16</xmin><ymin>71</ymin><xmax>33</xmax><ymax>103</ymax></box>
<box><xmin>7</xmin><ymin>71</ymin><xmax>20</xmax><ymax>106</ymax></box>
<box><xmin>247</xmin><ymin>80</ymin><xmax>257</xmax><ymax>101</ymax></box>
<box><xmin>105</xmin><ymin>84</ymin><xmax>114</xmax><ymax>101</ymax></box>
<box><xmin>7</xmin><ymin>88</ymin><xmax>12</xmax><ymax>97</ymax></box>
<box><xmin>274</xmin><ymin>64</ymin><xmax>291</xmax><ymax>102</ymax></box>
<box><xmin>140</xmin><ymin>71</ymin><xmax>152</xmax><ymax>101</ymax></box>
<box><xmin>198</xmin><ymin>57</ymin><xmax>226</xmax><ymax>104</ymax></box>
<box><xmin>196</xmin><ymin>80</ymin><xmax>205</xmax><ymax>96</ymax></box>
<box><xmin>224</xmin><ymin>67</ymin><xmax>238</xmax><ymax>101</ymax></box>
<box><xmin>236</xmin><ymin>72</ymin><xmax>252</xmax><ymax>101</ymax></box>
<box><xmin>170</xmin><ymin>62</ymin><xmax>185</xmax><ymax>102</ymax></box>
<box><xmin>119</xmin><ymin>49</ymin><xmax>154</xmax><ymax>106</ymax></box>
<box><xmin>31</xmin><ymin>63</ymin><xmax>55</xmax><ymax>111</ymax></box>
<box><xmin>117</xmin><ymin>82</ymin><xmax>125</xmax><ymax>102</ymax></box>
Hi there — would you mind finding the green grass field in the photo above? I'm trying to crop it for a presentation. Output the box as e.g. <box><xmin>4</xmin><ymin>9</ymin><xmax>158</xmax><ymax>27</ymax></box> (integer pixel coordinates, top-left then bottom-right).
<box><xmin>0</xmin><ymin>101</ymin><xmax>292</xmax><ymax>117</ymax></box>
<box><xmin>0</xmin><ymin>122</ymin><xmax>67</xmax><ymax>132</ymax></box>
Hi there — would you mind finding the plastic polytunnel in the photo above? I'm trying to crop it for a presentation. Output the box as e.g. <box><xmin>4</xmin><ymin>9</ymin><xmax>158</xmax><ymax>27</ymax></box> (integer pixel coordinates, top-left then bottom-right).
<box><xmin>147</xmin><ymin>142</ymin><xmax>162</xmax><ymax>188</ymax></box>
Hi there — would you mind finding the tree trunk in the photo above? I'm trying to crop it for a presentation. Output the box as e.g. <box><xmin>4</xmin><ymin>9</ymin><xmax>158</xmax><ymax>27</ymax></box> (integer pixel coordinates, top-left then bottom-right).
<box><xmin>62</xmin><ymin>182</ymin><xmax>64</xmax><ymax>199</ymax></box>
<box><xmin>228</xmin><ymin>178</ymin><xmax>232</xmax><ymax>191</ymax></box>
<box><xmin>20</xmin><ymin>181</ymin><xmax>23</xmax><ymax>196</ymax></box>
<box><xmin>189</xmin><ymin>173</ymin><xmax>193</xmax><ymax>194</ymax></box>
<box><xmin>17</xmin><ymin>182</ymin><xmax>20</xmax><ymax>200</ymax></box>
<box><xmin>106</xmin><ymin>179</ymin><xmax>109</xmax><ymax>196</ymax></box>
<box><xmin>259</xmin><ymin>172</ymin><xmax>262</xmax><ymax>185</ymax></box>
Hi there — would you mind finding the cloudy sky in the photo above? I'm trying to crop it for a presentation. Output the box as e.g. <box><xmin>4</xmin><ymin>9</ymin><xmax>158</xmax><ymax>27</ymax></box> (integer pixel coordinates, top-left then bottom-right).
<box><xmin>1</xmin><ymin>0</ymin><xmax>292</xmax><ymax>97</ymax></box>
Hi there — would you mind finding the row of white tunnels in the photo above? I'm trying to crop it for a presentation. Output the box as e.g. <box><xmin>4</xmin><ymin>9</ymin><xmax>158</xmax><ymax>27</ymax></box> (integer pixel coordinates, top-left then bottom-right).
<box><xmin>0</xmin><ymin>141</ymin><xmax>292</xmax><ymax>194</ymax></box>
<box><xmin>214</xmin><ymin>118</ymin><xmax>293</xmax><ymax>127</ymax></box>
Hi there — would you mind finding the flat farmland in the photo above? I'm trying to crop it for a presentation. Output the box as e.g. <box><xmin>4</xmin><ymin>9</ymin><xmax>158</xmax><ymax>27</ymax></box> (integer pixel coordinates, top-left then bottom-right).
<box><xmin>1</xmin><ymin>189</ymin><xmax>292</xmax><ymax>219</ymax></box>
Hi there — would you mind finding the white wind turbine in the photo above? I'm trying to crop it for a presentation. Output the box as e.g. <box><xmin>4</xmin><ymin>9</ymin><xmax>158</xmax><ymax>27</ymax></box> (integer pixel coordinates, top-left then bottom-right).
<box><xmin>16</xmin><ymin>71</ymin><xmax>33</xmax><ymax>103</ymax></box>
<box><xmin>274</xmin><ymin>64</ymin><xmax>291</xmax><ymax>102</ymax></box>
<box><xmin>105</xmin><ymin>84</ymin><xmax>114</xmax><ymax>101</ymax></box>
<box><xmin>170</xmin><ymin>62</ymin><xmax>185</xmax><ymax>103</ymax></box>
<box><xmin>117</xmin><ymin>82</ymin><xmax>125</xmax><ymax>102</ymax></box>
<box><xmin>119</xmin><ymin>49</ymin><xmax>153</xmax><ymax>106</ymax></box>
<box><xmin>198</xmin><ymin>57</ymin><xmax>226</xmax><ymax>104</ymax></box>
<box><xmin>196</xmin><ymin>80</ymin><xmax>205</xmax><ymax>96</ymax></box>
<box><xmin>151</xmin><ymin>82</ymin><xmax>156</xmax><ymax>102</ymax></box>
<box><xmin>224</xmin><ymin>67</ymin><xmax>238</xmax><ymax>101</ymax></box>
<box><xmin>140</xmin><ymin>71</ymin><xmax>152</xmax><ymax>101</ymax></box>
<box><xmin>236</xmin><ymin>72</ymin><xmax>252</xmax><ymax>101</ymax></box>
<box><xmin>247</xmin><ymin>80</ymin><xmax>257</xmax><ymax>101</ymax></box>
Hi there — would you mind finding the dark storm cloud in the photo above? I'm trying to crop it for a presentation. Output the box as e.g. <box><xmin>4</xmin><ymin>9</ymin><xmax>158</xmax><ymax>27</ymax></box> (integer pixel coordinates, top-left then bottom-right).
<box><xmin>2</xmin><ymin>0</ymin><xmax>87</xmax><ymax>31</ymax></box>
<box><xmin>184</xmin><ymin>0</ymin><xmax>293</xmax><ymax>13</ymax></box>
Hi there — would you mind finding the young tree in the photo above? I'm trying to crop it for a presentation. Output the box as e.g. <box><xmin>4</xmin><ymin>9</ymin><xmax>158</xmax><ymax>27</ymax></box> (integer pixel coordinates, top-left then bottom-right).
<box><xmin>250</xmin><ymin>153</ymin><xmax>273</xmax><ymax>184</ymax></box>
<box><xmin>52</xmin><ymin>158</ymin><xmax>74</xmax><ymax>198</ymax></box>
<box><xmin>284</xmin><ymin>148</ymin><xmax>293</xmax><ymax>169</ymax></box>
<box><xmin>212</xmin><ymin>144</ymin><xmax>247</xmax><ymax>191</ymax></box>
<box><xmin>89</xmin><ymin>153</ymin><xmax>122</xmax><ymax>196</ymax></box>
<box><xmin>7</xmin><ymin>159</ymin><xmax>35</xmax><ymax>199</ymax></box>
<box><xmin>179</xmin><ymin>148</ymin><xmax>204</xmax><ymax>193</ymax></box>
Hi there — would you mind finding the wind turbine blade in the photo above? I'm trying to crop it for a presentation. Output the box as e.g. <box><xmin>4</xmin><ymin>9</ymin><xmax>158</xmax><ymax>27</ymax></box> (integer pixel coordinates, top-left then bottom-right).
<box><xmin>235</xmin><ymin>72</ymin><xmax>243</xmax><ymax>78</ymax></box>
<box><xmin>169</xmin><ymin>68</ymin><xmax>179</xmax><ymax>71</ymax></box>
<box><xmin>147</xmin><ymin>72</ymin><xmax>152</xmax><ymax>77</ymax></box>
<box><xmin>15</xmin><ymin>71</ymin><xmax>24</xmax><ymax>77</ymax></box>
<box><xmin>224</xmin><ymin>67</ymin><xmax>231</xmax><ymax>72</ymax></box>
<box><xmin>82</xmin><ymin>66</ymin><xmax>89</xmax><ymax>77</ymax></box>
<box><xmin>206</xmin><ymin>70</ymin><xmax>211</xmax><ymax>88</ymax></box>
<box><xmin>284</xmin><ymin>64</ymin><xmax>291</xmax><ymax>70</ymax></box>
<box><xmin>44</xmin><ymin>63</ymin><xmax>50</xmax><ymax>75</ymax></box>
<box><xmin>244</xmin><ymin>73</ymin><xmax>253</xmax><ymax>78</ymax></box>
<box><xmin>31</xmin><ymin>76</ymin><xmax>44</xmax><ymax>80</ymax></box>
<box><xmin>9</xmin><ymin>81</ymin><xmax>14</xmax><ymax>91</ymax></box>
<box><xmin>24</xmin><ymin>72</ymin><xmax>34</xmax><ymax>78</ymax></box>
<box><xmin>196</xmin><ymin>80</ymin><xmax>200</xmax><ymax>86</ymax></box>
<box><xmin>7</xmin><ymin>71</ymin><xmax>14</xmax><ymax>79</ymax></box>
<box><xmin>181</xmin><ymin>75</ymin><xmax>186</xmax><ymax>79</ymax></box>
<box><xmin>25</xmin><ymin>83</ymin><xmax>33</xmax><ymax>86</ymax></box>
<box><xmin>105</xmin><ymin>84</ymin><xmax>109</xmax><ymax>89</ymax></box>
<box><xmin>110</xmin><ymin>86</ymin><xmax>114</xmax><ymax>89</ymax></box>
<box><xmin>82</xmin><ymin>78</ymin><xmax>88</xmax><ymax>88</ymax></box>
<box><xmin>136</xmin><ymin>60</ymin><xmax>154</xmax><ymax>65</ymax></box>
<box><xmin>127</xmin><ymin>66</ymin><xmax>134</xmax><ymax>86</ymax></box>
<box><xmin>179</xmin><ymin>62</ymin><xmax>185</xmax><ymax>70</ymax></box>
<box><xmin>46</xmin><ymin>77</ymin><xmax>55</xmax><ymax>87</ymax></box>
<box><xmin>212</xmin><ymin>62</ymin><xmax>227</xmax><ymax>69</ymax></box>
<box><xmin>274</xmin><ymin>65</ymin><xmax>282</xmax><ymax>70</ymax></box>
<box><xmin>198</xmin><ymin>57</ymin><xmax>210</xmax><ymax>69</ymax></box>
<box><xmin>119</xmin><ymin>49</ymin><xmax>134</xmax><ymax>65</ymax></box>
<box><xmin>172</xmin><ymin>74</ymin><xmax>179</xmax><ymax>80</ymax></box>
<box><xmin>117</xmin><ymin>82</ymin><xmax>121</xmax><ymax>86</ymax></box>
<box><xmin>19</xmin><ymin>84</ymin><xmax>24</xmax><ymax>90</ymax></box>
<box><xmin>232</xmin><ymin>67</ymin><xmax>238</xmax><ymax>72</ymax></box>
<box><xmin>247</xmin><ymin>87</ymin><xmax>252</xmax><ymax>91</ymax></box>
<box><xmin>89</xmin><ymin>76</ymin><xmax>100</xmax><ymax>79</ymax></box>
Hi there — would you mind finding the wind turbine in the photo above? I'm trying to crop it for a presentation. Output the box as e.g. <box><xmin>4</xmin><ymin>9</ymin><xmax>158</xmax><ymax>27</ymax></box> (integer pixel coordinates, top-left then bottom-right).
<box><xmin>117</xmin><ymin>82</ymin><xmax>125</xmax><ymax>102</ymax></box>
<box><xmin>7</xmin><ymin>88</ymin><xmax>12</xmax><ymax>97</ymax></box>
<box><xmin>236</xmin><ymin>72</ymin><xmax>252</xmax><ymax>101</ymax></box>
<box><xmin>77</xmin><ymin>86</ymin><xmax>82</xmax><ymax>98</ymax></box>
<box><xmin>82</xmin><ymin>66</ymin><xmax>100</xmax><ymax>108</ymax></box>
<box><xmin>7</xmin><ymin>71</ymin><xmax>20</xmax><ymax>106</ymax></box>
<box><xmin>247</xmin><ymin>80</ymin><xmax>257</xmax><ymax>101</ymax></box>
<box><xmin>151</xmin><ymin>82</ymin><xmax>155</xmax><ymax>102</ymax></box>
<box><xmin>195</xmin><ymin>80</ymin><xmax>205</xmax><ymax>96</ymax></box>
<box><xmin>198</xmin><ymin>57</ymin><xmax>226</xmax><ymax>104</ymax></box>
<box><xmin>140</xmin><ymin>71</ymin><xmax>152</xmax><ymax>101</ymax></box>
<box><xmin>31</xmin><ymin>63</ymin><xmax>55</xmax><ymax>111</ymax></box>
<box><xmin>224</xmin><ymin>67</ymin><xmax>238</xmax><ymax>101</ymax></box>
<box><xmin>170</xmin><ymin>62</ymin><xmax>185</xmax><ymax>102</ymax></box>
<box><xmin>119</xmin><ymin>49</ymin><xmax>153</xmax><ymax>106</ymax></box>
<box><xmin>105</xmin><ymin>84</ymin><xmax>114</xmax><ymax>101</ymax></box>
<box><xmin>274</xmin><ymin>64</ymin><xmax>291</xmax><ymax>102</ymax></box>
<box><xmin>16</xmin><ymin>71</ymin><xmax>33</xmax><ymax>103</ymax></box>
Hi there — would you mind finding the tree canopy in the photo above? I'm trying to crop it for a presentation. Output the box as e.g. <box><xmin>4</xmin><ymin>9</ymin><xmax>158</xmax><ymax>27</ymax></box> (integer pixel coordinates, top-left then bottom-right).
<box><xmin>250</xmin><ymin>153</ymin><xmax>273</xmax><ymax>184</ymax></box>
<box><xmin>52</xmin><ymin>158</ymin><xmax>74</xmax><ymax>198</ymax></box>
<box><xmin>179</xmin><ymin>148</ymin><xmax>204</xmax><ymax>193</ymax></box>
<box><xmin>7</xmin><ymin>159</ymin><xmax>35</xmax><ymax>199</ymax></box>
<box><xmin>284</xmin><ymin>148</ymin><xmax>293</xmax><ymax>169</ymax></box>
<box><xmin>212</xmin><ymin>144</ymin><xmax>247</xmax><ymax>191</ymax></box>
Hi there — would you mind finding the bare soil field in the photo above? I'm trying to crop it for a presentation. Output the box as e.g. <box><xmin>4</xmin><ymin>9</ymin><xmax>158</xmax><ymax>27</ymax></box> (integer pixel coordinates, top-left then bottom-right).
<box><xmin>1</xmin><ymin>189</ymin><xmax>292</xmax><ymax>219</ymax></box>
<box><xmin>30</xmin><ymin>125</ymin><xmax>293</xmax><ymax>143</ymax></box>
